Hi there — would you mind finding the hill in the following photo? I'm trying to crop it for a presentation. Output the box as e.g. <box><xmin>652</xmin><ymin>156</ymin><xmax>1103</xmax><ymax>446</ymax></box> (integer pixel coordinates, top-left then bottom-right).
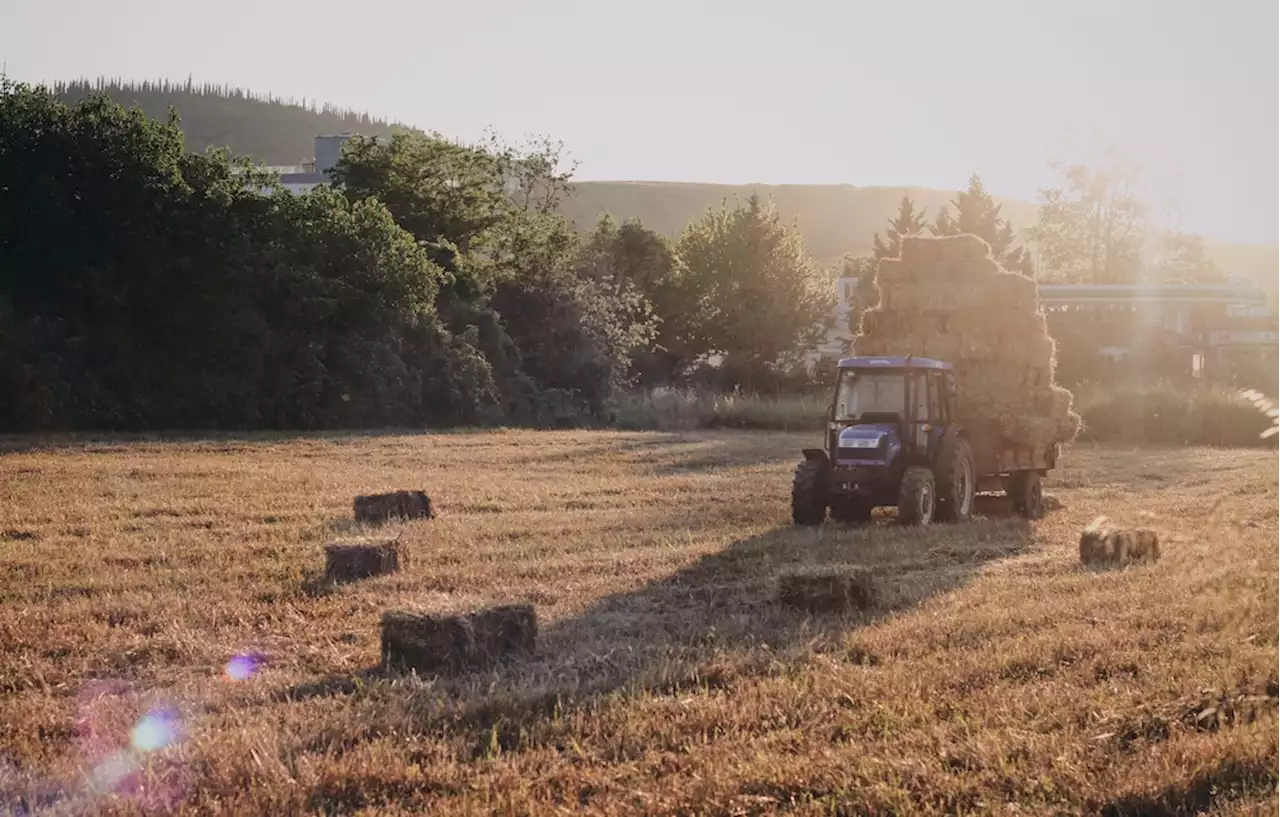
<box><xmin>51</xmin><ymin>78</ymin><xmax>398</xmax><ymax>166</ymax></box>
<box><xmin>561</xmin><ymin>181</ymin><xmax>1279</xmax><ymax>289</ymax></box>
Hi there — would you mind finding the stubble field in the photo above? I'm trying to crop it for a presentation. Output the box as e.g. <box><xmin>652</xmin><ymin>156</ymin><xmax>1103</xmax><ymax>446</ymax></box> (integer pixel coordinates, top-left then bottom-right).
<box><xmin>0</xmin><ymin>431</ymin><xmax>1276</xmax><ymax>815</ymax></box>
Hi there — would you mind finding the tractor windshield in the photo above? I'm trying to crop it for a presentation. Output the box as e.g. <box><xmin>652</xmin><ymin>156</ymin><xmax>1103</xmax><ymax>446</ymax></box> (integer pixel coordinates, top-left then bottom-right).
<box><xmin>835</xmin><ymin>370</ymin><xmax>906</xmax><ymax>421</ymax></box>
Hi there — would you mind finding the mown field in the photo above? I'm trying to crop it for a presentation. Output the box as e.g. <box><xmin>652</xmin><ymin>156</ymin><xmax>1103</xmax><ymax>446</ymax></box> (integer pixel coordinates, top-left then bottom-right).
<box><xmin>0</xmin><ymin>431</ymin><xmax>1276</xmax><ymax>815</ymax></box>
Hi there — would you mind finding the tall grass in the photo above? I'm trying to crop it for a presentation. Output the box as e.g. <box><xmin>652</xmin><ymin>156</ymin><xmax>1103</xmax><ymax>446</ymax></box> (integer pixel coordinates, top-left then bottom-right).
<box><xmin>611</xmin><ymin>382</ymin><xmax>1278</xmax><ymax>447</ymax></box>
<box><xmin>611</xmin><ymin>389</ymin><xmax>826</xmax><ymax>431</ymax></box>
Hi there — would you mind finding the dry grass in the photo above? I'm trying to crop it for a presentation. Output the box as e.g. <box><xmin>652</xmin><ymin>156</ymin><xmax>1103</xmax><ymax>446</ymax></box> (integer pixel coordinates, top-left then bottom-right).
<box><xmin>0</xmin><ymin>430</ymin><xmax>1275</xmax><ymax>815</ymax></box>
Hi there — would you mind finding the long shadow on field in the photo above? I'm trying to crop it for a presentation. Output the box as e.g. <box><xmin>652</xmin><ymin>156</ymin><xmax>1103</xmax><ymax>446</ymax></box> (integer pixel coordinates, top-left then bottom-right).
<box><xmin>281</xmin><ymin>515</ymin><xmax>1039</xmax><ymax>747</ymax></box>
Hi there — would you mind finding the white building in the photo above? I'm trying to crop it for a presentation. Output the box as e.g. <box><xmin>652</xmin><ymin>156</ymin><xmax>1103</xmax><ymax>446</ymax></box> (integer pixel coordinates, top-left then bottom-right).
<box><xmin>808</xmin><ymin>275</ymin><xmax>861</xmax><ymax>362</ymax></box>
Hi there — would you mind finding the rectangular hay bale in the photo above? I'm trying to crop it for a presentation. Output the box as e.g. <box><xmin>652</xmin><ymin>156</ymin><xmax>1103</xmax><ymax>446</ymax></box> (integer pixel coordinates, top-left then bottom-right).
<box><xmin>324</xmin><ymin>539</ymin><xmax>406</xmax><ymax>582</ymax></box>
<box><xmin>777</xmin><ymin>567</ymin><xmax>875</xmax><ymax>614</ymax></box>
<box><xmin>381</xmin><ymin>604</ymin><xmax>537</xmax><ymax>674</ymax></box>
<box><xmin>1079</xmin><ymin>517</ymin><xmax>1160</xmax><ymax>568</ymax></box>
<box><xmin>353</xmin><ymin>490</ymin><xmax>434</xmax><ymax>524</ymax></box>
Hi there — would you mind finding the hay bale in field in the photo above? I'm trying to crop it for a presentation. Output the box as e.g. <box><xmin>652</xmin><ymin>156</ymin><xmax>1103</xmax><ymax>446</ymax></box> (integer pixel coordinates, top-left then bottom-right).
<box><xmin>381</xmin><ymin>604</ymin><xmax>537</xmax><ymax>673</ymax></box>
<box><xmin>777</xmin><ymin>567</ymin><xmax>875</xmax><ymax>614</ymax></box>
<box><xmin>324</xmin><ymin>538</ymin><xmax>406</xmax><ymax>583</ymax></box>
<box><xmin>353</xmin><ymin>490</ymin><xmax>434</xmax><ymax>525</ymax></box>
<box><xmin>854</xmin><ymin>233</ymin><xmax>1075</xmax><ymax>450</ymax></box>
<box><xmin>1079</xmin><ymin>516</ymin><xmax>1160</xmax><ymax>568</ymax></box>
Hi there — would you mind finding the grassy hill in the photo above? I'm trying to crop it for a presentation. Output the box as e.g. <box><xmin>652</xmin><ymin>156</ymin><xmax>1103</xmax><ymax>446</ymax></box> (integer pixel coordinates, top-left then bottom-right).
<box><xmin>562</xmin><ymin>180</ymin><xmax>1279</xmax><ymax>290</ymax></box>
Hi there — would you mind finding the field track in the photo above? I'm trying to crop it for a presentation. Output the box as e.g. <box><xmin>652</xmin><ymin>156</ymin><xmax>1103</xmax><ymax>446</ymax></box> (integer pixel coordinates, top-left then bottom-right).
<box><xmin>1</xmin><ymin>431</ymin><xmax>1276</xmax><ymax>815</ymax></box>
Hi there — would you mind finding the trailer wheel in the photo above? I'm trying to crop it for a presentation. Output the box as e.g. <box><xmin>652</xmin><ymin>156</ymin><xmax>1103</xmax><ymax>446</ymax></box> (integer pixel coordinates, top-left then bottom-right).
<box><xmin>935</xmin><ymin>435</ymin><xmax>975</xmax><ymax>523</ymax></box>
<box><xmin>791</xmin><ymin>459</ymin><xmax>827</xmax><ymax>526</ymax></box>
<box><xmin>830</xmin><ymin>497</ymin><xmax>873</xmax><ymax>524</ymax></box>
<box><xmin>897</xmin><ymin>466</ymin><xmax>937</xmax><ymax>526</ymax></box>
<box><xmin>1009</xmin><ymin>471</ymin><xmax>1044</xmax><ymax>520</ymax></box>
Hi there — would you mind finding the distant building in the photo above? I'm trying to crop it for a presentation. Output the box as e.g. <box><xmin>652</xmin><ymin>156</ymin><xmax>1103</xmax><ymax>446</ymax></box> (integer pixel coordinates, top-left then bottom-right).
<box><xmin>265</xmin><ymin>134</ymin><xmax>354</xmax><ymax>193</ymax></box>
<box><xmin>810</xmin><ymin>275</ymin><xmax>860</xmax><ymax>361</ymax></box>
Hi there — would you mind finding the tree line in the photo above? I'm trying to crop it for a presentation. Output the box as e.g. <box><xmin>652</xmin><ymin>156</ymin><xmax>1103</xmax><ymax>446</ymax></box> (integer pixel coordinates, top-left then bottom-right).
<box><xmin>0</xmin><ymin>82</ymin><xmax>833</xmax><ymax>431</ymax></box>
<box><xmin>0</xmin><ymin>82</ymin><xmax>1232</xmax><ymax>432</ymax></box>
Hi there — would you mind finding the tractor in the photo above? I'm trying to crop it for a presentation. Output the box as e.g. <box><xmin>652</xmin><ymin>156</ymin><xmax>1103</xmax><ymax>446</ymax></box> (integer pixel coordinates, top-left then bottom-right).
<box><xmin>791</xmin><ymin>356</ymin><xmax>1052</xmax><ymax>526</ymax></box>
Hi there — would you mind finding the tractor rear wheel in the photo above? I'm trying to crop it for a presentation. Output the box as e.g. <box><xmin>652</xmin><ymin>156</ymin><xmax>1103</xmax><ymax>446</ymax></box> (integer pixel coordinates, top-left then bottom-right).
<box><xmin>935</xmin><ymin>435</ymin><xmax>975</xmax><ymax>523</ymax></box>
<box><xmin>791</xmin><ymin>459</ymin><xmax>827</xmax><ymax>526</ymax></box>
<box><xmin>830</xmin><ymin>497</ymin><xmax>873</xmax><ymax>524</ymax></box>
<box><xmin>897</xmin><ymin>466</ymin><xmax>937</xmax><ymax>526</ymax></box>
<box><xmin>1009</xmin><ymin>471</ymin><xmax>1044</xmax><ymax>520</ymax></box>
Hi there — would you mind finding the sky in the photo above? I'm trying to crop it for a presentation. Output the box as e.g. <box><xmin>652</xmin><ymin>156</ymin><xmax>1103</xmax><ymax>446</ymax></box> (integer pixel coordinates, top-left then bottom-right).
<box><xmin>3</xmin><ymin>0</ymin><xmax>1277</xmax><ymax>245</ymax></box>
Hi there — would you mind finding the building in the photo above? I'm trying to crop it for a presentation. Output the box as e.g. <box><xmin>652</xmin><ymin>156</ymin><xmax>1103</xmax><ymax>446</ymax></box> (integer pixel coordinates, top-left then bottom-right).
<box><xmin>809</xmin><ymin>274</ymin><xmax>861</xmax><ymax>362</ymax></box>
<box><xmin>1036</xmin><ymin>282</ymin><xmax>1276</xmax><ymax>380</ymax></box>
<box><xmin>266</xmin><ymin>134</ymin><xmax>354</xmax><ymax>193</ymax></box>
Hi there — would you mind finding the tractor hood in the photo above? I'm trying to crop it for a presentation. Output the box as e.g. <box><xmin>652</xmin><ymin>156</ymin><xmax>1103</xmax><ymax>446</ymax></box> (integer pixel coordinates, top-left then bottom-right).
<box><xmin>836</xmin><ymin>423</ymin><xmax>900</xmax><ymax>460</ymax></box>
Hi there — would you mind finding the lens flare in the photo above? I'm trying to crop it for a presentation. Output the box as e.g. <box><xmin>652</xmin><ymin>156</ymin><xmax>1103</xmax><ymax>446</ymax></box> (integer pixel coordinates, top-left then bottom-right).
<box><xmin>130</xmin><ymin>708</ymin><xmax>179</xmax><ymax>753</ymax></box>
<box><xmin>225</xmin><ymin>652</ymin><xmax>264</xmax><ymax>681</ymax></box>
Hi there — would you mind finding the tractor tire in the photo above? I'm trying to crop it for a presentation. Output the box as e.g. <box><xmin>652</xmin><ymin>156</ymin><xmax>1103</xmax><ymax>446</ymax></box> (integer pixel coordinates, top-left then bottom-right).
<box><xmin>791</xmin><ymin>459</ymin><xmax>827</xmax><ymax>526</ymax></box>
<box><xmin>830</xmin><ymin>497</ymin><xmax>873</xmax><ymax>524</ymax></box>
<box><xmin>897</xmin><ymin>466</ymin><xmax>937</xmax><ymax>526</ymax></box>
<box><xmin>935</xmin><ymin>435</ymin><xmax>975</xmax><ymax>523</ymax></box>
<box><xmin>1009</xmin><ymin>471</ymin><xmax>1045</xmax><ymax>520</ymax></box>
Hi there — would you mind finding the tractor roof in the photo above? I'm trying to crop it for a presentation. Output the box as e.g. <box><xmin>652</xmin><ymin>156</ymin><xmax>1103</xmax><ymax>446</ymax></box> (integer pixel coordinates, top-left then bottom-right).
<box><xmin>837</xmin><ymin>356</ymin><xmax>953</xmax><ymax>370</ymax></box>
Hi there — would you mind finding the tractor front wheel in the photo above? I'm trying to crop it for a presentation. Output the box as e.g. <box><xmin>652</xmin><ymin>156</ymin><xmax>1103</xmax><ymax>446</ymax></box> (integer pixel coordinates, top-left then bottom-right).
<box><xmin>897</xmin><ymin>466</ymin><xmax>937</xmax><ymax>526</ymax></box>
<box><xmin>791</xmin><ymin>459</ymin><xmax>828</xmax><ymax>526</ymax></box>
<box><xmin>1009</xmin><ymin>471</ymin><xmax>1045</xmax><ymax>520</ymax></box>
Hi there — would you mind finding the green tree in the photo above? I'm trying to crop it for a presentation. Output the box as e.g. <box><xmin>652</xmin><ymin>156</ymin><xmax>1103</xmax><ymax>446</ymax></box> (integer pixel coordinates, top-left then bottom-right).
<box><xmin>931</xmin><ymin>174</ymin><xmax>1034</xmax><ymax>274</ymax></box>
<box><xmin>0</xmin><ymin>80</ymin><xmax>492</xmax><ymax>430</ymax></box>
<box><xmin>676</xmin><ymin>194</ymin><xmax>835</xmax><ymax>388</ymax></box>
<box><xmin>1150</xmin><ymin>229</ymin><xmax>1223</xmax><ymax>284</ymax></box>
<box><xmin>1031</xmin><ymin>158</ymin><xmax>1146</xmax><ymax>284</ymax></box>
<box><xmin>840</xmin><ymin>255</ymin><xmax>879</xmax><ymax>335</ymax></box>
<box><xmin>329</xmin><ymin>129</ymin><xmax>511</xmax><ymax>297</ymax></box>
<box><xmin>872</xmin><ymin>196</ymin><xmax>928</xmax><ymax>259</ymax></box>
<box><xmin>576</xmin><ymin>215</ymin><xmax>686</xmax><ymax>383</ymax></box>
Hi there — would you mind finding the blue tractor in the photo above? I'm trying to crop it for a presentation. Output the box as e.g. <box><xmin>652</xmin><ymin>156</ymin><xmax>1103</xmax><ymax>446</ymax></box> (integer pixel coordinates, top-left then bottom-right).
<box><xmin>791</xmin><ymin>356</ymin><xmax>1052</xmax><ymax>526</ymax></box>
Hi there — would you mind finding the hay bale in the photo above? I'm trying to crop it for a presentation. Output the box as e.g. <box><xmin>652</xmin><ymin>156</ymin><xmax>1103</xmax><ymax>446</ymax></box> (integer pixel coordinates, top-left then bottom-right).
<box><xmin>353</xmin><ymin>490</ymin><xmax>434</xmax><ymax>524</ymax></box>
<box><xmin>777</xmin><ymin>567</ymin><xmax>875</xmax><ymax>614</ymax></box>
<box><xmin>1079</xmin><ymin>516</ymin><xmax>1160</xmax><ymax>568</ymax></box>
<box><xmin>381</xmin><ymin>604</ymin><xmax>537</xmax><ymax>674</ymax></box>
<box><xmin>852</xmin><ymin>232</ymin><xmax>1076</xmax><ymax>449</ymax></box>
<box><xmin>324</xmin><ymin>539</ymin><xmax>405</xmax><ymax>583</ymax></box>
<box><xmin>900</xmin><ymin>234</ymin><xmax>991</xmax><ymax>263</ymax></box>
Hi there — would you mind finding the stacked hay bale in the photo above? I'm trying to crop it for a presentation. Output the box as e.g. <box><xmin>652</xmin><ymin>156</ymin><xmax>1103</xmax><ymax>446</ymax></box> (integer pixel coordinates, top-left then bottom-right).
<box><xmin>856</xmin><ymin>234</ymin><xmax>1081</xmax><ymax>452</ymax></box>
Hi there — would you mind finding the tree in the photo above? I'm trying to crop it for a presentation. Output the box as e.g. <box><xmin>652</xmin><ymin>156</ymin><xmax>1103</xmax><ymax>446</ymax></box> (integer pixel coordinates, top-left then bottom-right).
<box><xmin>872</xmin><ymin>196</ymin><xmax>928</xmax><ymax>260</ymax></box>
<box><xmin>329</xmin><ymin>129</ymin><xmax>511</xmax><ymax>297</ymax></box>
<box><xmin>1031</xmin><ymin>157</ymin><xmax>1146</xmax><ymax>284</ymax></box>
<box><xmin>575</xmin><ymin>215</ymin><xmax>681</xmax><ymax>383</ymax></box>
<box><xmin>1149</xmin><ymin>229</ymin><xmax>1223</xmax><ymax>284</ymax></box>
<box><xmin>675</xmin><ymin>194</ymin><xmax>835</xmax><ymax>388</ymax></box>
<box><xmin>0</xmin><ymin>80</ymin><xmax>493</xmax><ymax>430</ymax></box>
<box><xmin>931</xmin><ymin>174</ymin><xmax>1034</xmax><ymax>274</ymax></box>
<box><xmin>840</xmin><ymin>255</ymin><xmax>879</xmax><ymax>335</ymax></box>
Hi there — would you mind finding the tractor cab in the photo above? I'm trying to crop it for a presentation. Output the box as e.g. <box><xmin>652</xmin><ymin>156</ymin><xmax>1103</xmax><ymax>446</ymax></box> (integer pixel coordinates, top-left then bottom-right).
<box><xmin>826</xmin><ymin>356</ymin><xmax>956</xmax><ymax>465</ymax></box>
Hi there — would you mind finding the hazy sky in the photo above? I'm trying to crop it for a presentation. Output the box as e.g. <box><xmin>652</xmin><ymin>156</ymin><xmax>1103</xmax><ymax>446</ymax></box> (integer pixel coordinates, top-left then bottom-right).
<box><xmin>3</xmin><ymin>0</ymin><xmax>1277</xmax><ymax>244</ymax></box>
